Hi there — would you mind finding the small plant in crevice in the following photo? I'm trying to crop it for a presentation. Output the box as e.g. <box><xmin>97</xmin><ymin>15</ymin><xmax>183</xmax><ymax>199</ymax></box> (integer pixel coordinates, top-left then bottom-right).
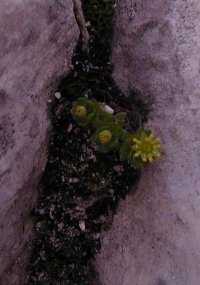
<box><xmin>71</xmin><ymin>97</ymin><xmax>161</xmax><ymax>168</ymax></box>
<box><xmin>71</xmin><ymin>97</ymin><xmax>99</xmax><ymax>126</ymax></box>
<box><xmin>27</xmin><ymin>0</ymin><xmax>161</xmax><ymax>284</ymax></box>
<box><xmin>120</xmin><ymin>129</ymin><xmax>161</xmax><ymax>168</ymax></box>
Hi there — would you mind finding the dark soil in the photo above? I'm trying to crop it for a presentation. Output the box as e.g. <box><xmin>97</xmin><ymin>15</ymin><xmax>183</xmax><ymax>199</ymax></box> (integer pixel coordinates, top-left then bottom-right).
<box><xmin>27</xmin><ymin>1</ymin><xmax>149</xmax><ymax>284</ymax></box>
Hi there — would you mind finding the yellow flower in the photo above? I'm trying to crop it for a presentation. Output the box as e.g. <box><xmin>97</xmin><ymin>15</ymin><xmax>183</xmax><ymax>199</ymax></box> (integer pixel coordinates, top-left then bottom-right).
<box><xmin>133</xmin><ymin>133</ymin><xmax>161</xmax><ymax>163</ymax></box>
<box><xmin>74</xmin><ymin>105</ymin><xmax>87</xmax><ymax>117</ymax></box>
<box><xmin>99</xmin><ymin>130</ymin><xmax>112</xmax><ymax>144</ymax></box>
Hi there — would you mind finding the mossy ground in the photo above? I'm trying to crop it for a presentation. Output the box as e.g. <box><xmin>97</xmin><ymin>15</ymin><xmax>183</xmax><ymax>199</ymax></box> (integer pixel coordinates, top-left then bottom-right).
<box><xmin>27</xmin><ymin>1</ymin><xmax>149</xmax><ymax>284</ymax></box>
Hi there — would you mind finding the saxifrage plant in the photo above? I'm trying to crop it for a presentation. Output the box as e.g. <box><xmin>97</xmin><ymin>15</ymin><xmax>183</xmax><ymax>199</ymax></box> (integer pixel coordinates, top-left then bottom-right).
<box><xmin>71</xmin><ymin>97</ymin><xmax>100</xmax><ymax>126</ymax></box>
<box><xmin>71</xmin><ymin>97</ymin><xmax>161</xmax><ymax>168</ymax></box>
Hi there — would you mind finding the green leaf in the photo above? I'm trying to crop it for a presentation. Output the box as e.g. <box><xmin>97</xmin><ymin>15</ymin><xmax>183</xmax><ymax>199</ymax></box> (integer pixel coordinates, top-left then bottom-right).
<box><xmin>114</xmin><ymin>112</ymin><xmax>127</xmax><ymax>127</ymax></box>
<box><xmin>118</xmin><ymin>129</ymin><xmax>131</xmax><ymax>141</ymax></box>
<box><xmin>119</xmin><ymin>143</ymin><xmax>129</xmax><ymax>161</ymax></box>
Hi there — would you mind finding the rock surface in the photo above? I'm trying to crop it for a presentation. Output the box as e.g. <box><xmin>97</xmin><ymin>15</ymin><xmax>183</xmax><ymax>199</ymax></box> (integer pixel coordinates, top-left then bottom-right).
<box><xmin>0</xmin><ymin>0</ymin><xmax>79</xmax><ymax>283</ymax></box>
<box><xmin>97</xmin><ymin>1</ymin><xmax>200</xmax><ymax>284</ymax></box>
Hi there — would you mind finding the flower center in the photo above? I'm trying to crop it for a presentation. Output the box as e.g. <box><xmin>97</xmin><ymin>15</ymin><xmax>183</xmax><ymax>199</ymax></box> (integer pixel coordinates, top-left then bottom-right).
<box><xmin>74</xmin><ymin>105</ymin><xmax>87</xmax><ymax>117</ymax></box>
<box><xmin>99</xmin><ymin>130</ymin><xmax>112</xmax><ymax>144</ymax></box>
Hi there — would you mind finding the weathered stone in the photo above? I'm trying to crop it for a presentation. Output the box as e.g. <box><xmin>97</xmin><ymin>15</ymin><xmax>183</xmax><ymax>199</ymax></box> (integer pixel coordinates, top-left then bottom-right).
<box><xmin>97</xmin><ymin>1</ymin><xmax>200</xmax><ymax>284</ymax></box>
<box><xmin>0</xmin><ymin>0</ymin><xmax>79</xmax><ymax>283</ymax></box>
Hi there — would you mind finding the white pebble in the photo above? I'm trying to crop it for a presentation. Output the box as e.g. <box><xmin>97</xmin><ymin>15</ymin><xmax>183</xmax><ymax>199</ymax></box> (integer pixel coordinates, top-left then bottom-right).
<box><xmin>55</xmin><ymin>92</ymin><xmax>61</xmax><ymax>99</ymax></box>
<box><xmin>69</xmin><ymin>177</ymin><xmax>73</xmax><ymax>183</ymax></box>
<box><xmin>79</xmin><ymin>221</ymin><xmax>86</xmax><ymax>231</ymax></box>
<box><xmin>100</xmin><ymin>103</ymin><xmax>114</xmax><ymax>114</ymax></box>
<box><xmin>86</xmin><ymin>21</ymin><xmax>91</xmax><ymax>27</ymax></box>
<box><xmin>67</xmin><ymin>124</ymin><xmax>73</xmax><ymax>133</ymax></box>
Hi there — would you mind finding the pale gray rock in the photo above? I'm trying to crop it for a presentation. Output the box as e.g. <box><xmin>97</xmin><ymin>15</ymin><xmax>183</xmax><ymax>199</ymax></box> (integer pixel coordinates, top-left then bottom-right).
<box><xmin>97</xmin><ymin>1</ymin><xmax>200</xmax><ymax>285</ymax></box>
<box><xmin>0</xmin><ymin>0</ymin><xmax>79</xmax><ymax>283</ymax></box>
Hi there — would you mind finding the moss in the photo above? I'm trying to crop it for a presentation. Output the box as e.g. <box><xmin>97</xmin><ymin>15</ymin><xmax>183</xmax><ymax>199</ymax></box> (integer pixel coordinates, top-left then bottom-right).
<box><xmin>27</xmin><ymin>1</ymin><xmax>149</xmax><ymax>284</ymax></box>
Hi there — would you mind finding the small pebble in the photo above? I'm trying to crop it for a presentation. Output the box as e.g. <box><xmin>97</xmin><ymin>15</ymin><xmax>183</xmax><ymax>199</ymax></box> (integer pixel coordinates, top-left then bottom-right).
<box><xmin>55</xmin><ymin>92</ymin><xmax>61</xmax><ymax>99</ymax></box>
<box><xmin>75</xmin><ymin>206</ymin><xmax>85</xmax><ymax>212</ymax></box>
<box><xmin>100</xmin><ymin>103</ymin><xmax>114</xmax><ymax>114</ymax></box>
<box><xmin>90</xmin><ymin>154</ymin><xmax>96</xmax><ymax>161</ymax></box>
<box><xmin>49</xmin><ymin>212</ymin><xmax>54</xmax><ymax>219</ymax></box>
<box><xmin>67</xmin><ymin>124</ymin><xmax>73</xmax><ymax>133</ymax></box>
<box><xmin>40</xmin><ymin>251</ymin><xmax>46</xmax><ymax>261</ymax></box>
<box><xmin>38</xmin><ymin>209</ymin><xmax>45</xmax><ymax>215</ymax></box>
<box><xmin>73</xmin><ymin>178</ymin><xmax>79</xmax><ymax>183</ymax></box>
<box><xmin>49</xmin><ymin>204</ymin><xmax>55</xmax><ymax>212</ymax></box>
<box><xmin>94</xmin><ymin>233</ymin><xmax>100</xmax><ymax>239</ymax></box>
<box><xmin>113</xmin><ymin>165</ymin><xmax>124</xmax><ymax>172</ymax></box>
<box><xmin>79</xmin><ymin>221</ymin><xmax>86</xmax><ymax>231</ymax></box>
<box><xmin>85</xmin><ymin>21</ymin><xmax>91</xmax><ymax>27</ymax></box>
<box><xmin>58</xmin><ymin>222</ymin><xmax>64</xmax><ymax>231</ymax></box>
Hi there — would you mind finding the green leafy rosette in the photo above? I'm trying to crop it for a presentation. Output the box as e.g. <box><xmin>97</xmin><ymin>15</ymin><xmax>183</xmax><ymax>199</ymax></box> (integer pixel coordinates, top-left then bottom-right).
<box><xmin>91</xmin><ymin>123</ymin><xmax>123</xmax><ymax>153</ymax></box>
<box><xmin>71</xmin><ymin>97</ymin><xmax>100</xmax><ymax>126</ymax></box>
